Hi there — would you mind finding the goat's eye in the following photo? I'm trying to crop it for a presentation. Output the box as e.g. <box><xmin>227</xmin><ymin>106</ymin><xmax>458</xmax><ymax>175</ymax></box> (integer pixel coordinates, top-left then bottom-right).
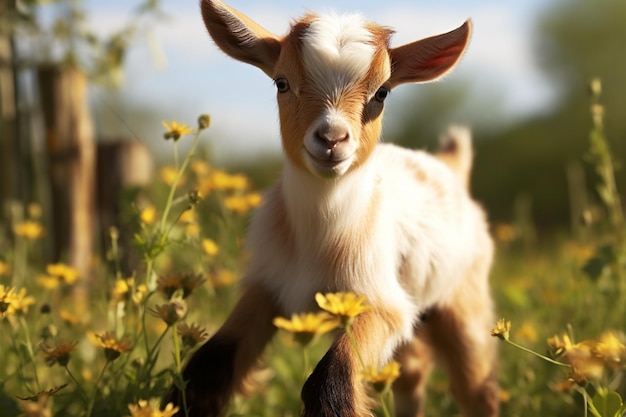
<box><xmin>374</xmin><ymin>86</ymin><xmax>389</xmax><ymax>102</ymax></box>
<box><xmin>275</xmin><ymin>78</ymin><xmax>290</xmax><ymax>93</ymax></box>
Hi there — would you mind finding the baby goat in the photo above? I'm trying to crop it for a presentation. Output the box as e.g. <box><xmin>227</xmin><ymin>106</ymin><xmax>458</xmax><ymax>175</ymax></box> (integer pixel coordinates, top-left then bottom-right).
<box><xmin>166</xmin><ymin>1</ymin><xmax>499</xmax><ymax>416</ymax></box>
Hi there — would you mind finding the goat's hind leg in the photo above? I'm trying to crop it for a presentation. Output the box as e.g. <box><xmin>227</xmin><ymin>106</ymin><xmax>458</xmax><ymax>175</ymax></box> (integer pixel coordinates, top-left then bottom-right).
<box><xmin>164</xmin><ymin>282</ymin><xmax>280</xmax><ymax>417</ymax></box>
<box><xmin>392</xmin><ymin>332</ymin><xmax>434</xmax><ymax>417</ymax></box>
<box><xmin>427</xmin><ymin>285</ymin><xmax>500</xmax><ymax>417</ymax></box>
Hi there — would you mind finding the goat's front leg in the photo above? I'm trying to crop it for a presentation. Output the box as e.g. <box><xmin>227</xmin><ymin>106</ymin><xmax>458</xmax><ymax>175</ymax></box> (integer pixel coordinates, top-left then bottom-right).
<box><xmin>164</xmin><ymin>282</ymin><xmax>280</xmax><ymax>417</ymax></box>
<box><xmin>301</xmin><ymin>307</ymin><xmax>404</xmax><ymax>417</ymax></box>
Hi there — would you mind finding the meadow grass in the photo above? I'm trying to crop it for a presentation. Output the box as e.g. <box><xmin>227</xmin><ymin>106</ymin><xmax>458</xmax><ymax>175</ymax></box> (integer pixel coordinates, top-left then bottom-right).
<box><xmin>1</xmin><ymin>86</ymin><xmax>625</xmax><ymax>417</ymax></box>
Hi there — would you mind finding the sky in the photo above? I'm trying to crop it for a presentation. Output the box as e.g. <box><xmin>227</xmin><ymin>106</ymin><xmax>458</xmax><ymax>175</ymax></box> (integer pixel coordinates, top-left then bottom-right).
<box><xmin>73</xmin><ymin>0</ymin><xmax>561</xmax><ymax>161</ymax></box>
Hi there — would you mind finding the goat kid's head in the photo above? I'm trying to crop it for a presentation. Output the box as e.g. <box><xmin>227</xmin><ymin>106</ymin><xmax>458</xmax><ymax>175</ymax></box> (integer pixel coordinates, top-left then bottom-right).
<box><xmin>201</xmin><ymin>0</ymin><xmax>471</xmax><ymax>179</ymax></box>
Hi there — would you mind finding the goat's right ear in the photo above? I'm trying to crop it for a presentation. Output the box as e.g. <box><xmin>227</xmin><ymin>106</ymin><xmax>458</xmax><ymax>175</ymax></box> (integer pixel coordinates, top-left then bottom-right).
<box><xmin>201</xmin><ymin>0</ymin><xmax>281</xmax><ymax>78</ymax></box>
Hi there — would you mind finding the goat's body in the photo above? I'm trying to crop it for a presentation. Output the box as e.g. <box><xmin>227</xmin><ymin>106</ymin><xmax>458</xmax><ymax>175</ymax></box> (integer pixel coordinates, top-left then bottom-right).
<box><xmin>248</xmin><ymin>142</ymin><xmax>490</xmax><ymax>338</ymax></box>
<box><xmin>165</xmin><ymin>2</ymin><xmax>500</xmax><ymax>416</ymax></box>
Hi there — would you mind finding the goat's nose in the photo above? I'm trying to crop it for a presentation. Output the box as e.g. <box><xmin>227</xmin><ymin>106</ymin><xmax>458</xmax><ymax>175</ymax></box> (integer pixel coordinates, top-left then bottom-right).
<box><xmin>315</xmin><ymin>125</ymin><xmax>349</xmax><ymax>149</ymax></box>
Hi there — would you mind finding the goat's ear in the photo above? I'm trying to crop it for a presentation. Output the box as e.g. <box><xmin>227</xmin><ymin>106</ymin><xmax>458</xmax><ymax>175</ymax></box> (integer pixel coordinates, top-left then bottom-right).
<box><xmin>201</xmin><ymin>0</ymin><xmax>281</xmax><ymax>78</ymax></box>
<box><xmin>388</xmin><ymin>20</ymin><xmax>471</xmax><ymax>88</ymax></box>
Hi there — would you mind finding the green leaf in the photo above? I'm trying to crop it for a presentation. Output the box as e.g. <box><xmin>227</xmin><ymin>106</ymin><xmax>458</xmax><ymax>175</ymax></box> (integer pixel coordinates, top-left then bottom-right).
<box><xmin>592</xmin><ymin>390</ymin><xmax>623</xmax><ymax>417</ymax></box>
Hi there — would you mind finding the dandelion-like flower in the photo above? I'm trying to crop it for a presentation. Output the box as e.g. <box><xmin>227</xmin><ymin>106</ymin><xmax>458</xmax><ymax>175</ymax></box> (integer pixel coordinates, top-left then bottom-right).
<box><xmin>126</xmin><ymin>399</ymin><xmax>179</xmax><ymax>417</ymax></box>
<box><xmin>149</xmin><ymin>299</ymin><xmax>188</xmax><ymax>326</ymax></box>
<box><xmin>362</xmin><ymin>361</ymin><xmax>401</xmax><ymax>393</ymax></box>
<box><xmin>201</xmin><ymin>238</ymin><xmax>220</xmax><ymax>256</ymax></box>
<box><xmin>315</xmin><ymin>292</ymin><xmax>370</xmax><ymax>327</ymax></box>
<box><xmin>593</xmin><ymin>331</ymin><xmax>626</xmax><ymax>368</ymax></box>
<box><xmin>490</xmin><ymin>318</ymin><xmax>511</xmax><ymax>341</ymax></box>
<box><xmin>46</xmin><ymin>263</ymin><xmax>80</xmax><ymax>285</ymax></box>
<box><xmin>92</xmin><ymin>331</ymin><xmax>133</xmax><ymax>362</ymax></box>
<box><xmin>177</xmin><ymin>322</ymin><xmax>209</xmax><ymax>349</ymax></box>
<box><xmin>157</xmin><ymin>273</ymin><xmax>205</xmax><ymax>299</ymax></box>
<box><xmin>162</xmin><ymin>120</ymin><xmax>194</xmax><ymax>141</ymax></box>
<box><xmin>140</xmin><ymin>206</ymin><xmax>157</xmax><ymax>225</ymax></box>
<box><xmin>40</xmin><ymin>341</ymin><xmax>78</xmax><ymax>367</ymax></box>
<box><xmin>0</xmin><ymin>286</ymin><xmax>35</xmax><ymax>317</ymax></box>
<box><xmin>273</xmin><ymin>312</ymin><xmax>339</xmax><ymax>346</ymax></box>
<box><xmin>13</xmin><ymin>220</ymin><xmax>45</xmax><ymax>239</ymax></box>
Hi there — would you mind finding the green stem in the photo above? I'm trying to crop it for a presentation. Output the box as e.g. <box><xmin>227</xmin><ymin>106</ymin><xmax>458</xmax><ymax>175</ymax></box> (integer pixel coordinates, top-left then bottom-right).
<box><xmin>159</xmin><ymin>130</ymin><xmax>203</xmax><ymax>234</ymax></box>
<box><xmin>64</xmin><ymin>364</ymin><xmax>89</xmax><ymax>402</ymax></box>
<box><xmin>18</xmin><ymin>315</ymin><xmax>40</xmax><ymax>391</ymax></box>
<box><xmin>504</xmin><ymin>339</ymin><xmax>571</xmax><ymax>367</ymax></box>
<box><xmin>345</xmin><ymin>325</ymin><xmax>365</xmax><ymax>370</ymax></box>
<box><xmin>86</xmin><ymin>360</ymin><xmax>110</xmax><ymax>417</ymax></box>
<box><xmin>380</xmin><ymin>391</ymin><xmax>392</xmax><ymax>417</ymax></box>
<box><xmin>172</xmin><ymin>326</ymin><xmax>190</xmax><ymax>417</ymax></box>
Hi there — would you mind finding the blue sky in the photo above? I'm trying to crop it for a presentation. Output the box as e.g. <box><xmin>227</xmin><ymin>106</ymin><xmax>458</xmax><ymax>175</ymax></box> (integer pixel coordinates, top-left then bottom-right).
<box><xmin>77</xmin><ymin>0</ymin><xmax>560</xmax><ymax>161</ymax></box>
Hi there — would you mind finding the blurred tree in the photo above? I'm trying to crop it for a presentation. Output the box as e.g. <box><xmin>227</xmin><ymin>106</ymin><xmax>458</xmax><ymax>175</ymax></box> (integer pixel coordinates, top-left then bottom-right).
<box><xmin>391</xmin><ymin>0</ymin><xmax>626</xmax><ymax>230</ymax></box>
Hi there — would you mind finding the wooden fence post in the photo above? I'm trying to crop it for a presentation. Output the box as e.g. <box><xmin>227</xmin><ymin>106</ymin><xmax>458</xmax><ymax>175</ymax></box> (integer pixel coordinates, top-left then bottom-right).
<box><xmin>38</xmin><ymin>64</ymin><xmax>95</xmax><ymax>282</ymax></box>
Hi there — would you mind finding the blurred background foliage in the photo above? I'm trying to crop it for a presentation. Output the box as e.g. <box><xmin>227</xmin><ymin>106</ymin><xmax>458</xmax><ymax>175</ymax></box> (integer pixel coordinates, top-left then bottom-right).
<box><xmin>387</xmin><ymin>0</ymin><xmax>626</xmax><ymax>230</ymax></box>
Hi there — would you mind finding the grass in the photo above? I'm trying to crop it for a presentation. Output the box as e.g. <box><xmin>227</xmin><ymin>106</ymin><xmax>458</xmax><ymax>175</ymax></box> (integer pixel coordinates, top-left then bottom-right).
<box><xmin>1</xmin><ymin>84</ymin><xmax>625</xmax><ymax>417</ymax></box>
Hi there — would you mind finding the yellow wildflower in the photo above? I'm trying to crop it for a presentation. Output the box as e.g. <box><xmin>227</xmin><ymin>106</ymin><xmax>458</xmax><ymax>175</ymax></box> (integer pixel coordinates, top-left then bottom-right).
<box><xmin>0</xmin><ymin>286</ymin><xmax>35</xmax><ymax>317</ymax></box>
<box><xmin>158</xmin><ymin>166</ymin><xmax>180</xmax><ymax>187</ymax></box>
<box><xmin>111</xmin><ymin>278</ymin><xmax>131</xmax><ymax>302</ymax></box>
<box><xmin>202</xmin><ymin>238</ymin><xmax>220</xmax><ymax>256</ymax></box>
<box><xmin>565</xmin><ymin>340</ymin><xmax>605</xmax><ymax>381</ymax></box>
<box><xmin>92</xmin><ymin>331</ymin><xmax>133</xmax><ymax>362</ymax></box>
<box><xmin>178</xmin><ymin>208</ymin><xmax>196</xmax><ymax>224</ymax></box>
<box><xmin>140</xmin><ymin>206</ymin><xmax>157</xmax><ymax>225</ymax></box>
<box><xmin>274</xmin><ymin>312</ymin><xmax>339</xmax><ymax>346</ymax></box>
<box><xmin>208</xmin><ymin>268</ymin><xmax>235</xmax><ymax>288</ymax></box>
<box><xmin>36</xmin><ymin>274</ymin><xmax>60</xmax><ymax>290</ymax></box>
<box><xmin>315</xmin><ymin>292</ymin><xmax>370</xmax><ymax>327</ymax></box>
<box><xmin>59</xmin><ymin>309</ymin><xmax>81</xmax><ymax>326</ymax></box>
<box><xmin>46</xmin><ymin>263</ymin><xmax>79</xmax><ymax>285</ymax></box>
<box><xmin>515</xmin><ymin>322</ymin><xmax>538</xmax><ymax>343</ymax></box>
<box><xmin>362</xmin><ymin>360</ymin><xmax>401</xmax><ymax>393</ymax></box>
<box><xmin>490</xmin><ymin>318</ymin><xmax>511</xmax><ymax>341</ymax></box>
<box><xmin>126</xmin><ymin>399</ymin><xmax>179</xmax><ymax>417</ymax></box>
<box><xmin>177</xmin><ymin>322</ymin><xmax>209</xmax><ymax>349</ymax></box>
<box><xmin>547</xmin><ymin>334</ymin><xmax>574</xmax><ymax>357</ymax></box>
<box><xmin>162</xmin><ymin>120</ymin><xmax>194</xmax><ymax>141</ymax></box>
<box><xmin>0</xmin><ymin>260</ymin><xmax>11</xmax><ymax>276</ymax></box>
<box><xmin>149</xmin><ymin>299</ymin><xmax>188</xmax><ymax>326</ymax></box>
<box><xmin>13</xmin><ymin>220</ymin><xmax>45</xmax><ymax>239</ymax></box>
<box><xmin>40</xmin><ymin>341</ymin><xmax>78</xmax><ymax>367</ymax></box>
<box><xmin>224</xmin><ymin>193</ymin><xmax>262</xmax><ymax>213</ymax></box>
<box><xmin>593</xmin><ymin>331</ymin><xmax>626</xmax><ymax>368</ymax></box>
<box><xmin>191</xmin><ymin>160</ymin><xmax>211</xmax><ymax>177</ymax></box>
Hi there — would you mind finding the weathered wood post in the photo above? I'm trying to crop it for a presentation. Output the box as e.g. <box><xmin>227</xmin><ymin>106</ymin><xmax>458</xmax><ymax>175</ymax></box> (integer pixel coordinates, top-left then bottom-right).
<box><xmin>38</xmin><ymin>64</ymin><xmax>95</xmax><ymax>282</ymax></box>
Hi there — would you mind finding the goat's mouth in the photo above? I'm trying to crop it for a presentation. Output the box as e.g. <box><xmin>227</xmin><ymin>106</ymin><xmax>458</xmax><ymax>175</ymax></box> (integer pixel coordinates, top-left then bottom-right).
<box><xmin>303</xmin><ymin>148</ymin><xmax>353</xmax><ymax>177</ymax></box>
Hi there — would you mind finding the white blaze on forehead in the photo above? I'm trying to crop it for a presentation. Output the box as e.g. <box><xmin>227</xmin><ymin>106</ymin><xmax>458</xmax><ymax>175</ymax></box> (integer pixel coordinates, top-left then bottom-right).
<box><xmin>300</xmin><ymin>13</ymin><xmax>376</xmax><ymax>97</ymax></box>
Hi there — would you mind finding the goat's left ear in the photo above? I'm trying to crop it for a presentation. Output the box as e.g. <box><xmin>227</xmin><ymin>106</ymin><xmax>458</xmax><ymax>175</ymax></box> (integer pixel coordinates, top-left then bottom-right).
<box><xmin>201</xmin><ymin>0</ymin><xmax>281</xmax><ymax>78</ymax></box>
<box><xmin>388</xmin><ymin>20</ymin><xmax>471</xmax><ymax>88</ymax></box>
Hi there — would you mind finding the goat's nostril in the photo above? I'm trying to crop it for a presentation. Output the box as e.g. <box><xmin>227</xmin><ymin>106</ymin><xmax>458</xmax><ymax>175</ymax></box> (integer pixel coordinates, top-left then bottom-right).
<box><xmin>316</xmin><ymin>130</ymin><xmax>349</xmax><ymax>148</ymax></box>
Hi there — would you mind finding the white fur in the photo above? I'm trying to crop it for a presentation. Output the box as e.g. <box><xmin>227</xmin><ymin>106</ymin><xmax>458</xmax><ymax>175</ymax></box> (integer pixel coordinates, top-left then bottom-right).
<box><xmin>243</xmin><ymin>143</ymin><xmax>488</xmax><ymax>365</ymax></box>
<box><xmin>301</xmin><ymin>13</ymin><xmax>375</xmax><ymax>99</ymax></box>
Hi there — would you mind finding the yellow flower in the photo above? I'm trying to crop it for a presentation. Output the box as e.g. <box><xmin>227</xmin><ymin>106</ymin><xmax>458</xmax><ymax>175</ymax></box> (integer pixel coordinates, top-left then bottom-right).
<box><xmin>157</xmin><ymin>273</ymin><xmax>205</xmax><ymax>299</ymax></box>
<box><xmin>565</xmin><ymin>340</ymin><xmax>605</xmax><ymax>381</ymax></box>
<box><xmin>149</xmin><ymin>299</ymin><xmax>188</xmax><ymax>326</ymax></box>
<box><xmin>273</xmin><ymin>312</ymin><xmax>339</xmax><ymax>346</ymax></box>
<box><xmin>224</xmin><ymin>193</ymin><xmax>262</xmax><ymax>214</ymax></box>
<box><xmin>490</xmin><ymin>318</ymin><xmax>511</xmax><ymax>341</ymax></box>
<box><xmin>177</xmin><ymin>322</ymin><xmax>209</xmax><ymax>349</ymax></box>
<box><xmin>111</xmin><ymin>278</ymin><xmax>131</xmax><ymax>302</ymax></box>
<box><xmin>158</xmin><ymin>166</ymin><xmax>180</xmax><ymax>186</ymax></box>
<box><xmin>0</xmin><ymin>260</ymin><xmax>11</xmax><ymax>276</ymax></box>
<box><xmin>36</xmin><ymin>275</ymin><xmax>61</xmax><ymax>290</ymax></box>
<box><xmin>547</xmin><ymin>334</ymin><xmax>574</xmax><ymax>357</ymax></box>
<box><xmin>162</xmin><ymin>120</ymin><xmax>194</xmax><ymax>141</ymax></box>
<box><xmin>126</xmin><ymin>399</ymin><xmax>179</xmax><ymax>417</ymax></box>
<box><xmin>362</xmin><ymin>360</ymin><xmax>401</xmax><ymax>393</ymax></box>
<box><xmin>92</xmin><ymin>331</ymin><xmax>133</xmax><ymax>362</ymax></box>
<box><xmin>191</xmin><ymin>160</ymin><xmax>211</xmax><ymax>177</ymax></box>
<box><xmin>40</xmin><ymin>341</ymin><xmax>78</xmax><ymax>367</ymax></box>
<box><xmin>515</xmin><ymin>322</ymin><xmax>538</xmax><ymax>343</ymax></box>
<box><xmin>0</xmin><ymin>286</ymin><xmax>35</xmax><ymax>317</ymax></box>
<box><xmin>59</xmin><ymin>309</ymin><xmax>81</xmax><ymax>326</ymax></box>
<box><xmin>315</xmin><ymin>292</ymin><xmax>370</xmax><ymax>327</ymax></box>
<box><xmin>593</xmin><ymin>331</ymin><xmax>626</xmax><ymax>368</ymax></box>
<box><xmin>46</xmin><ymin>263</ymin><xmax>79</xmax><ymax>285</ymax></box>
<box><xmin>202</xmin><ymin>238</ymin><xmax>220</xmax><ymax>256</ymax></box>
<box><xmin>208</xmin><ymin>268</ymin><xmax>235</xmax><ymax>288</ymax></box>
<box><xmin>178</xmin><ymin>208</ymin><xmax>196</xmax><ymax>224</ymax></box>
<box><xmin>13</xmin><ymin>220</ymin><xmax>45</xmax><ymax>239</ymax></box>
<box><xmin>140</xmin><ymin>206</ymin><xmax>157</xmax><ymax>225</ymax></box>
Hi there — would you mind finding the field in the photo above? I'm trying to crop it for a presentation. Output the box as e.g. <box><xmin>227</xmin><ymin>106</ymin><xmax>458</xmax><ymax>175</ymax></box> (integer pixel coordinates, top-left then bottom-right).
<box><xmin>1</xmin><ymin>110</ymin><xmax>625</xmax><ymax>417</ymax></box>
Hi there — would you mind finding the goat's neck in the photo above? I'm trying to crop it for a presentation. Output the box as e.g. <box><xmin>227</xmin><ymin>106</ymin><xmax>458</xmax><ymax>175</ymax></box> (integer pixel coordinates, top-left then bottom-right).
<box><xmin>281</xmin><ymin>159</ymin><xmax>377</xmax><ymax>239</ymax></box>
